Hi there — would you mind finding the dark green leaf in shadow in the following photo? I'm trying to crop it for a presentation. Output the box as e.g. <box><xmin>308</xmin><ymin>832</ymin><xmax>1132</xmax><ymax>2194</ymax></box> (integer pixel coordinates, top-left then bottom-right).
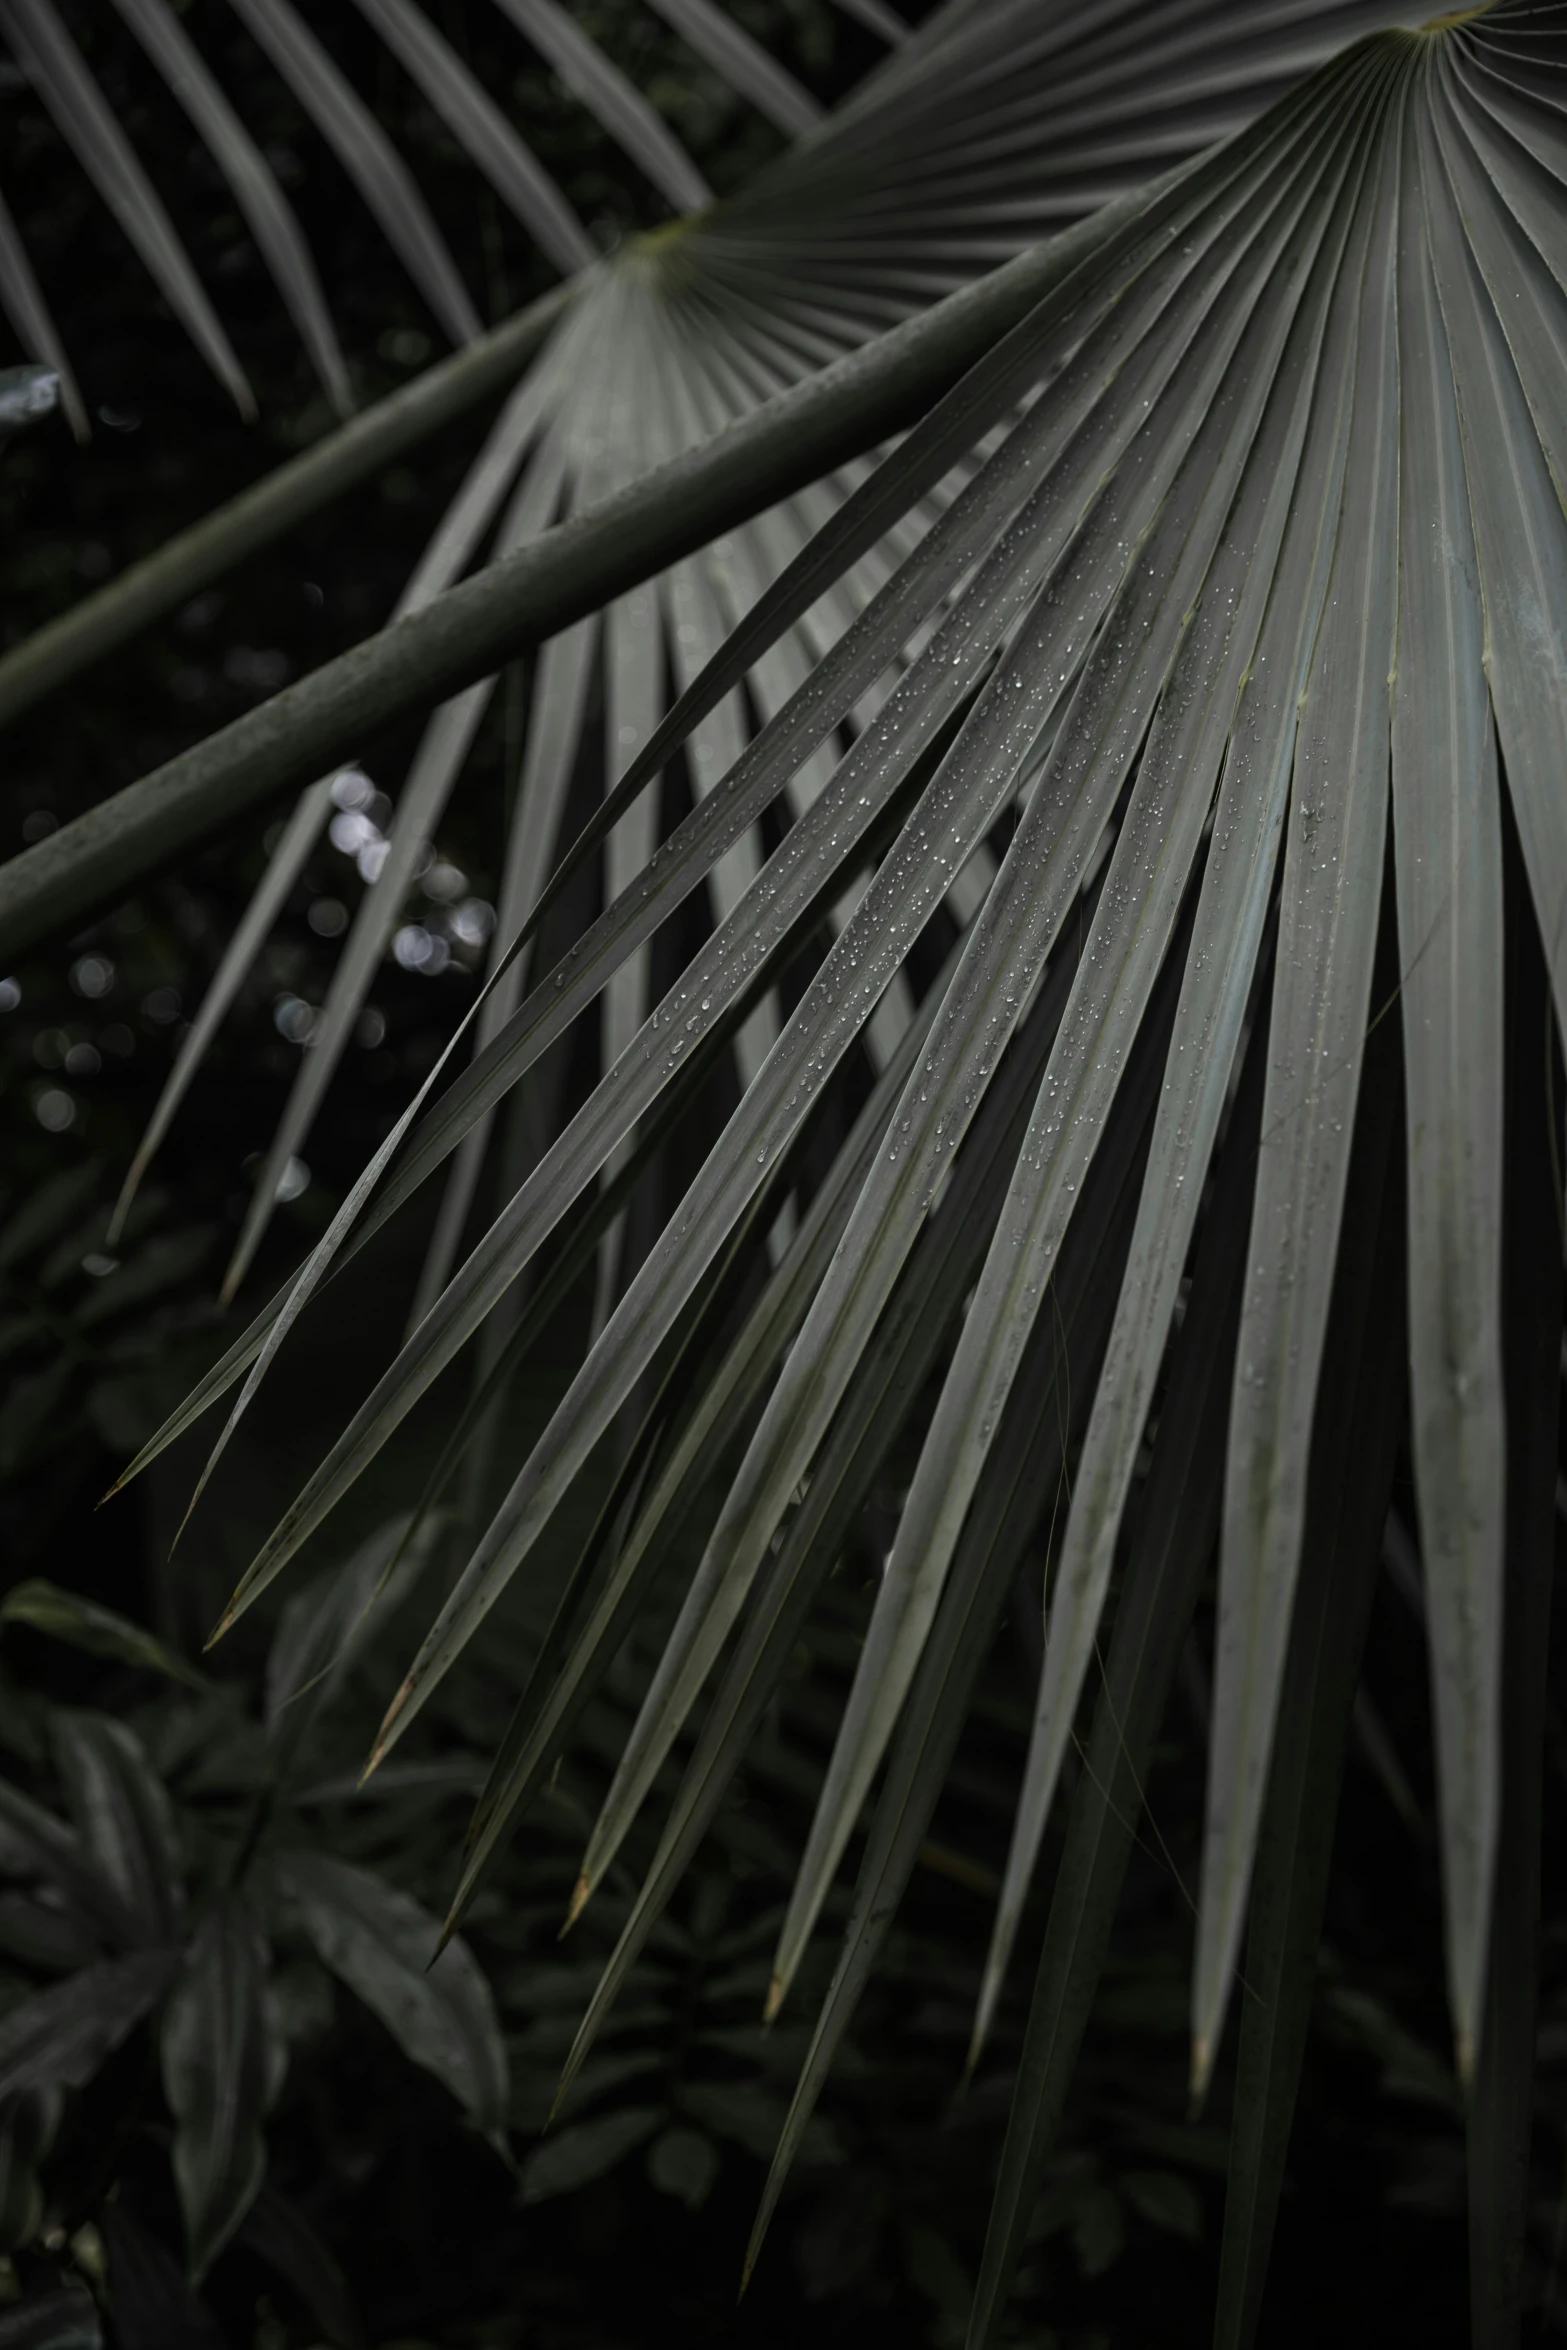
<box><xmin>270</xmin><ymin>1850</ymin><xmax>507</xmax><ymax>2144</ymax></box>
<box><xmin>161</xmin><ymin>1896</ymin><xmax>276</xmax><ymax>2282</ymax></box>
<box><xmin>264</xmin><ymin>1516</ymin><xmax>437</xmax><ymax>1786</ymax></box>
<box><xmin>0</xmin><ymin>1585</ymin><xmax>204</xmax><ymax>1692</ymax></box>
<box><xmin>0</xmin><ymin>1952</ymin><xmax>177</xmax><ymax>2101</ymax></box>
<box><xmin>0</xmin><ymin>1780</ymin><xmax>131</xmax><ymax>1950</ymax></box>
<box><xmin>0</xmin><ymin>2087</ymin><xmax>55</xmax><ymax>2255</ymax></box>
<box><xmin>0</xmin><ymin>2281</ymin><xmax>101</xmax><ymax>2350</ymax></box>
<box><xmin>519</xmin><ymin>2106</ymin><xmax>661</xmax><ymax>2203</ymax></box>
<box><xmin>232</xmin><ymin>2181</ymin><xmax>362</xmax><ymax>2350</ymax></box>
<box><xmin>96</xmin><ymin>2201</ymin><xmax>222</xmax><ymax>2350</ymax></box>
<box><xmin>51</xmin><ymin>1716</ymin><xmax>183</xmax><ymax>1950</ymax></box>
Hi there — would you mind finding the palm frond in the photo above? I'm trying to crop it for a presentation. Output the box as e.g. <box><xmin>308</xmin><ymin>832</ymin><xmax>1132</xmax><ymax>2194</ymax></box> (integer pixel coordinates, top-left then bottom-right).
<box><xmin>0</xmin><ymin>183</ymin><xmax>84</xmax><ymax>436</ymax></box>
<box><xmin>346</xmin><ymin>0</ymin><xmax>594</xmax><ymax>272</ymax></box>
<box><xmin>225</xmin><ymin>0</ymin><xmax>483</xmax><ymax>347</ymax></box>
<box><xmin>7</xmin><ymin>8</ymin><xmax>1567</xmax><ymax>2341</ymax></box>
<box><xmin>0</xmin><ymin>0</ymin><xmax>256</xmax><ymax>416</ymax></box>
<box><xmin>109</xmin><ymin>0</ymin><xmax>352</xmax><ymax>414</ymax></box>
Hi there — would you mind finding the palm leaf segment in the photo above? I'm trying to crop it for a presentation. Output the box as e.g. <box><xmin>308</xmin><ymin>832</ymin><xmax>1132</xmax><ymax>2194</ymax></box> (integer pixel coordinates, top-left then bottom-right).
<box><xmin>98</xmin><ymin>0</ymin><xmax>1567</xmax><ymax>2334</ymax></box>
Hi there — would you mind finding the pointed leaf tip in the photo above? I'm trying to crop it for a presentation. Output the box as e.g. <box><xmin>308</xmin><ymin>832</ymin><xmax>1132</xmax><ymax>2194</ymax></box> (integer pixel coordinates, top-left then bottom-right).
<box><xmin>560</xmin><ymin>1874</ymin><xmax>591</xmax><ymax>1937</ymax></box>
<box><xmin>1189</xmin><ymin>2034</ymin><xmax>1214</xmax><ymax>2113</ymax></box>
<box><xmin>371</xmin><ymin>1680</ymin><xmax>413</xmax><ymax>1763</ymax></box>
<box><xmin>762</xmin><ymin>1976</ymin><xmax>783</xmax><ymax>2025</ymax></box>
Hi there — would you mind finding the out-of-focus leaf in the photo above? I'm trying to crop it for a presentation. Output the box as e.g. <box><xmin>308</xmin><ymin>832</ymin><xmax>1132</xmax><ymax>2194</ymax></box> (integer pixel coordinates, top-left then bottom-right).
<box><xmin>0</xmin><ymin>2086</ymin><xmax>55</xmax><ymax>2254</ymax></box>
<box><xmin>108</xmin><ymin>0</ymin><xmax>350</xmax><ymax>415</ymax></box>
<box><xmin>264</xmin><ymin>1515</ymin><xmax>436</xmax><ymax>1782</ymax></box>
<box><xmin>0</xmin><ymin>360</ymin><xmax>57</xmax><ymax>443</ymax></box>
<box><xmin>218</xmin><ymin>330</ymin><xmax>583</xmax><ymax>1297</ymax></box>
<box><xmin>0</xmin><ymin>201</ymin><xmax>84</xmax><ymax>440</ymax></box>
<box><xmin>519</xmin><ymin>2106</ymin><xmax>661</xmax><ymax>2202</ymax></box>
<box><xmin>0</xmin><ymin>2281</ymin><xmax>101</xmax><ymax>2350</ymax></box>
<box><xmin>0</xmin><ymin>1952</ymin><xmax>177</xmax><ymax>2100</ymax></box>
<box><xmin>0</xmin><ymin>1163</ymin><xmax>102</xmax><ymax>1275</ymax></box>
<box><xmin>0</xmin><ymin>0</ymin><xmax>254</xmax><ymax>417</ymax></box>
<box><xmin>225</xmin><ymin>0</ymin><xmax>481</xmax><ymax>347</ymax></box>
<box><xmin>162</xmin><ymin>1898</ymin><xmax>276</xmax><ymax>2282</ymax></box>
<box><xmin>270</xmin><ymin>1850</ymin><xmax>507</xmax><ymax>2142</ymax></box>
<box><xmin>348</xmin><ymin>0</ymin><xmax>593</xmax><ymax>273</ymax></box>
<box><xmin>0</xmin><ymin>1584</ymin><xmax>205</xmax><ymax>1691</ymax></box>
<box><xmin>96</xmin><ymin>2200</ymin><xmax>222</xmax><ymax>2350</ymax></box>
<box><xmin>51</xmin><ymin>1715</ymin><xmax>183</xmax><ymax>1949</ymax></box>
<box><xmin>0</xmin><ymin>1779</ymin><xmax>129</xmax><ymax>1948</ymax></box>
<box><xmin>233</xmin><ymin>2181</ymin><xmax>362</xmax><ymax>2350</ymax></box>
<box><xmin>647</xmin><ymin>2124</ymin><xmax>719</xmax><ymax>2209</ymax></box>
<box><xmin>642</xmin><ymin>0</ymin><xmax>819</xmax><ymax>135</ymax></box>
<box><xmin>0</xmin><ymin>1894</ymin><xmax>99</xmax><ymax>1975</ymax></box>
<box><xmin>492</xmin><ymin>0</ymin><xmax>710</xmax><ymax>214</ymax></box>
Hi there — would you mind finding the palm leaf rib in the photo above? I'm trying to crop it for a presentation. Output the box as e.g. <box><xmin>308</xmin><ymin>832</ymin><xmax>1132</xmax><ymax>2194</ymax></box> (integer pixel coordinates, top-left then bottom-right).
<box><xmin>745</xmin><ymin>896</ymin><xmax>1185</xmax><ymax>2281</ymax></box>
<box><xmin>566</xmin><ymin>886</ymin><xmax>1095</xmax><ymax>1931</ymax></box>
<box><xmin>1211</xmin><ymin>934</ymin><xmax>1407</xmax><ymax>2350</ymax></box>
<box><xmin>969</xmin><ymin>80</ymin><xmax>1380</xmax><ymax>2067</ymax></box>
<box><xmin>446</xmin><ymin>968</ymin><xmax>952</xmax><ymax>1929</ymax></box>
<box><xmin>1192</xmin><ymin>60</ymin><xmax>1405</xmax><ymax>2096</ymax></box>
<box><xmin>764</xmin><ymin>57</ymin><xmax>1381</xmax><ymax>2018</ymax></box>
<box><xmin>968</xmin><ymin>992</ymin><xmax>1268</xmax><ymax>2348</ymax></box>
<box><xmin>1391</xmin><ymin>51</ymin><xmax>1508</xmax><ymax>2091</ymax></box>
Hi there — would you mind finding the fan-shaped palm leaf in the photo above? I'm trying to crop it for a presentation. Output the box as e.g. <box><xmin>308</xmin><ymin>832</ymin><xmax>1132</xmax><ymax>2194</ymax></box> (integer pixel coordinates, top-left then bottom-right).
<box><xmin>4</xmin><ymin>6</ymin><xmax>1566</xmax><ymax>2345</ymax></box>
